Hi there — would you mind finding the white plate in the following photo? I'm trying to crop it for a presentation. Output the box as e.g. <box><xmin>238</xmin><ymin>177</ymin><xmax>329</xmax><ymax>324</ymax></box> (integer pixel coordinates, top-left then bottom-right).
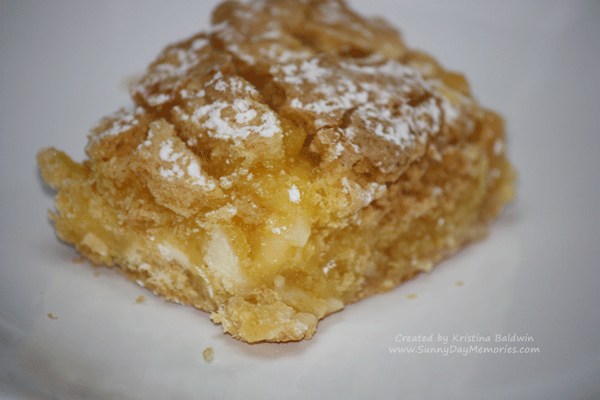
<box><xmin>1</xmin><ymin>1</ymin><xmax>599</xmax><ymax>399</ymax></box>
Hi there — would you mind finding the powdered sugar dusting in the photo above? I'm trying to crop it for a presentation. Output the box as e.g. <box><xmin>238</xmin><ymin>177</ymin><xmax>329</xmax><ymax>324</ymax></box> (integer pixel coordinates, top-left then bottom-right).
<box><xmin>91</xmin><ymin>107</ymin><xmax>144</xmax><ymax>139</ymax></box>
<box><xmin>440</xmin><ymin>97</ymin><xmax>459</xmax><ymax>124</ymax></box>
<box><xmin>159</xmin><ymin>139</ymin><xmax>178</xmax><ymax>163</ymax></box>
<box><xmin>155</xmin><ymin>140</ymin><xmax>213</xmax><ymax>189</ymax></box>
<box><xmin>347</xmin><ymin>96</ymin><xmax>441</xmax><ymax>147</ymax></box>
<box><xmin>132</xmin><ymin>35</ymin><xmax>210</xmax><ymax>106</ymax></box>
<box><xmin>332</xmin><ymin>142</ymin><xmax>345</xmax><ymax>159</ymax></box>
<box><xmin>136</xmin><ymin>124</ymin><xmax>216</xmax><ymax>190</ymax></box>
<box><xmin>191</xmin><ymin>99</ymin><xmax>282</xmax><ymax>140</ymax></box>
<box><xmin>275</xmin><ymin>58</ymin><xmax>330</xmax><ymax>85</ymax></box>
<box><xmin>272</xmin><ymin>55</ymin><xmax>443</xmax><ymax>149</ymax></box>
<box><xmin>288</xmin><ymin>184</ymin><xmax>301</xmax><ymax>203</ymax></box>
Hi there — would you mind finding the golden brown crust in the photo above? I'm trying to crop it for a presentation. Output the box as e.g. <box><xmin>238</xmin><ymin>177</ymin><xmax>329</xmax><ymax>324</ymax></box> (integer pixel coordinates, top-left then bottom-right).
<box><xmin>37</xmin><ymin>0</ymin><xmax>515</xmax><ymax>343</ymax></box>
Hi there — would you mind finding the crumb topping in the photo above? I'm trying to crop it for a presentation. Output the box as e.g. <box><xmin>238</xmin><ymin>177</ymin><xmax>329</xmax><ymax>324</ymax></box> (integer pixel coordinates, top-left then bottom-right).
<box><xmin>124</xmin><ymin>0</ymin><xmax>463</xmax><ymax>184</ymax></box>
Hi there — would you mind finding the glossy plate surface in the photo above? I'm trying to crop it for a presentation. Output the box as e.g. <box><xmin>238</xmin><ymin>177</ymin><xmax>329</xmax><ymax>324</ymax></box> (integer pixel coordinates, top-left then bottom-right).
<box><xmin>1</xmin><ymin>1</ymin><xmax>599</xmax><ymax>399</ymax></box>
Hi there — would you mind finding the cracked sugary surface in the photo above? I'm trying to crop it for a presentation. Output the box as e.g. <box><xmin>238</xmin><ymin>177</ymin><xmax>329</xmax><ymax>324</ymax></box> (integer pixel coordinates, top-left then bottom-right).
<box><xmin>37</xmin><ymin>0</ymin><xmax>515</xmax><ymax>342</ymax></box>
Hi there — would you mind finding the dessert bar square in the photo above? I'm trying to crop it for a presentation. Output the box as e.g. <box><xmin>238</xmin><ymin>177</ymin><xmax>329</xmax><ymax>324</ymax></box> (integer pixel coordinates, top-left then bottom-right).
<box><xmin>38</xmin><ymin>0</ymin><xmax>515</xmax><ymax>342</ymax></box>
